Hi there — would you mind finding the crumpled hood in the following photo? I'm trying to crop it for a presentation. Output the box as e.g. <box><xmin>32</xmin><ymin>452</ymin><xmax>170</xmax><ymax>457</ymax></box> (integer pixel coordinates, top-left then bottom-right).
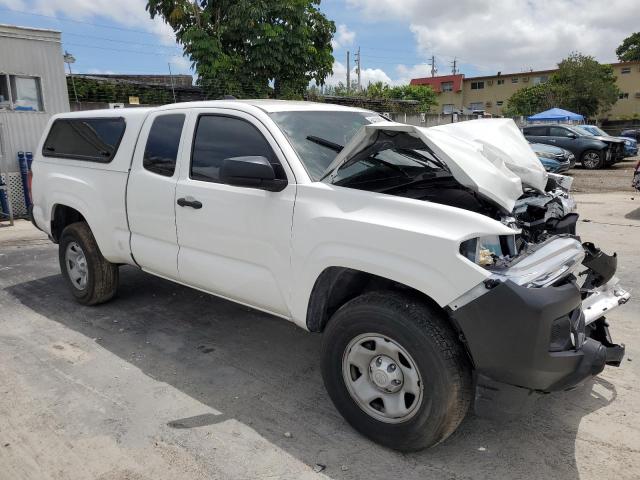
<box><xmin>322</xmin><ymin>118</ymin><xmax>547</xmax><ymax>212</ymax></box>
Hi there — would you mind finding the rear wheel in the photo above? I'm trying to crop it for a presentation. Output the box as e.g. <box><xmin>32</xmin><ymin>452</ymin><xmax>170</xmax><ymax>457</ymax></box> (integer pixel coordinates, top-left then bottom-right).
<box><xmin>581</xmin><ymin>149</ymin><xmax>604</xmax><ymax>169</ymax></box>
<box><xmin>58</xmin><ymin>222</ymin><xmax>119</xmax><ymax>305</ymax></box>
<box><xmin>321</xmin><ymin>291</ymin><xmax>472</xmax><ymax>451</ymax></box>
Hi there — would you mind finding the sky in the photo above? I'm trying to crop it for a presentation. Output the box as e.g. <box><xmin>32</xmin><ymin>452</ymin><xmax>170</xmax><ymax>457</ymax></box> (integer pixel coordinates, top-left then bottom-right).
<box><xmin>1</xmin><ymin>0</ymin><xmax>639</xmax><ymax>86</ymax></box>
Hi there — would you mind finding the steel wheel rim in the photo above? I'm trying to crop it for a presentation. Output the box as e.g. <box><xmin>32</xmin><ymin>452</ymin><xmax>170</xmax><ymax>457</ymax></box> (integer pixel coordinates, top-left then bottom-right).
<box><xmin>583</xmin><ymin>152</ymin><xmax>599</xmax><ymax>168</ymax></box>
<box><xmin>342</xmin><ymin>333</ymin><xmax>424</xmax><ymax>423</ymax></box>
<box><xmin>65</xmin><ymin>241</ymin><xmax>88</xmax><ymax>290</ymax></box>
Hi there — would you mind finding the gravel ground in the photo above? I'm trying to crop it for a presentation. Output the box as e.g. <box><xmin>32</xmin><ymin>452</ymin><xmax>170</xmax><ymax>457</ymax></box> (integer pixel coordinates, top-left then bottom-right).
<box><xmin>0</xmin><ymin>193</ymin><xmax>638</xmax><ymax>480</ymax></box>
<box><xmin>570</xmin><ymin>156</ymin><xmax>638</xmax><ymax>193</ymax></box>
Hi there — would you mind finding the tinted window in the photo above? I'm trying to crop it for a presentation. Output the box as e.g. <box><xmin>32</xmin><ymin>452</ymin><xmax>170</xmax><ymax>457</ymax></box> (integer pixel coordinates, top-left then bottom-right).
<box><xmin>524</xmin><ymin>126</ymin><xmax>547</xmax><ymax>135</ymax></box>
<box><xmin>143</xmin><ymin>114</ymin><xmax>185</xmax><ymax>177</ymax></box>
<box><xmin>43</xmin><ymin>117</ymin><xmax>126</xmax><ymax>162</ymax></box>
<box><xmin>191</xmin><ymin>115</ymin><xmax>283</xmax><ymax>183</ymax></box>
<box><xmin>549</xmin><ymin>127</ymin><xmax>575</xmax><ymax>137</ymax></box>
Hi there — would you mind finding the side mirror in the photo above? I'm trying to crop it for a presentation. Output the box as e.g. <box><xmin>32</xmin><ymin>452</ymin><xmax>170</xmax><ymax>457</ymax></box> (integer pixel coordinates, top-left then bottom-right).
<box><xmin>219</xmin><ymin>156</ymin><xmax>287</xmax><ymax>192</ymax></box>
<box><xmin>567</xmin><ymin>133</ymin><xmax>577</xmax><ymax>139</ymax></box>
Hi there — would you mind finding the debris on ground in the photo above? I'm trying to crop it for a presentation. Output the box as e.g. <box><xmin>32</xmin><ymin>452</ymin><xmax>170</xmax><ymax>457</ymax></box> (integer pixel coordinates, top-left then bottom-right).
<box><xmin>313</xmin><ymin>464</ymin><xmax>326</xmax><ymax>473</ymax></box>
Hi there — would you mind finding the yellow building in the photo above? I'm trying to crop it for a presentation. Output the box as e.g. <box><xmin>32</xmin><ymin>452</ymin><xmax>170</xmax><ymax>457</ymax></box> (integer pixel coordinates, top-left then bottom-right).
<box><xmin>410</xmin><ymin>61</ymin><xmax>640</xmax><ymax>120</ymax></box>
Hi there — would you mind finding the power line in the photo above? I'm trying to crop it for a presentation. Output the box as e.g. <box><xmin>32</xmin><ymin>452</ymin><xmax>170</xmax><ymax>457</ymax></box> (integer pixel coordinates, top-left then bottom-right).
<box><xmin>0</xmin><ymin>7</ymin><xmax>164</xmax><ymax>36</ymax></box>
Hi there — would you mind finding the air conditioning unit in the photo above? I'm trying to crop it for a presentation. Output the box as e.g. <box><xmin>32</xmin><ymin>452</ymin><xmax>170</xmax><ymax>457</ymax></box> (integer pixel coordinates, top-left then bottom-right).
<box><xmin>487</xmin><ymin>80</ymin><xmax>493</xmax><ymax>86</ymax></box>
<box><xmin>635</xmin><ymin>92</ymin><xmax>640</xmax><ymax>99</ymax></box>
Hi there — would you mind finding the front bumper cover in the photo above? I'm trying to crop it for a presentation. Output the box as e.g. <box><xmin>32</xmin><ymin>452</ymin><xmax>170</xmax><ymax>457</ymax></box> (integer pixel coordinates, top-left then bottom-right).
<box><xmin>451</xmin><ymin>278</ymin><xmax>625</xmax><ymax>392</ymax></box>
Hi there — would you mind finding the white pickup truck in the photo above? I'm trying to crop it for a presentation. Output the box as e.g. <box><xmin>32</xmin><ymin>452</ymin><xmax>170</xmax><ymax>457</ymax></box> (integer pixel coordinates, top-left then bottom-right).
<box><xmin>31</xmin><ymin>100</ymin><xmax>630</xmax><ymax>451</ymax></box>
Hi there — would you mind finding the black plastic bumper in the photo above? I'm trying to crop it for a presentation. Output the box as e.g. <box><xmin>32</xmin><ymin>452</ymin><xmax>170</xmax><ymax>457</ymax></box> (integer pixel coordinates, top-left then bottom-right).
<box><xmin>451</xmin><ymin>280</ymin><xmax>624</xmax><ymax>392</ymax></box>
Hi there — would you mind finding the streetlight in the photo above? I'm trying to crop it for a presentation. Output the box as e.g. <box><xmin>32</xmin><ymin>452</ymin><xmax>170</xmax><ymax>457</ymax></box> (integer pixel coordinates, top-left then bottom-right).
<box><xmin>64</xmin><ymin>51</ymin><xmax>79</xmax><ymax>104</ymax></box>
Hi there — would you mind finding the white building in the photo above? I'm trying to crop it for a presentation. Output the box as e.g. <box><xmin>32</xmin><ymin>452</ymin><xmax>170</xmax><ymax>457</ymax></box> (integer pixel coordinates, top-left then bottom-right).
<box><xmin>0</xmin><ymin>24</ymin><xmax>70</xmax><ymax>216</ymax></box>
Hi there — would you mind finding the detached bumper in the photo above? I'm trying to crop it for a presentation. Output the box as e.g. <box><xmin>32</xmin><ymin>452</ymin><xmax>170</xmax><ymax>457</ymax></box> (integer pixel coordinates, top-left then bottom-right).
<box><xmin>451</xmin><ymin>279</ymin><xmax>625</xmax><ymax>392</ymax></box>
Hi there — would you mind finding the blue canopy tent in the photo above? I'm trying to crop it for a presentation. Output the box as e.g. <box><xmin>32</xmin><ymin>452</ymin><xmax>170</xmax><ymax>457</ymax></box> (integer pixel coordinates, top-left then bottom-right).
<box><xmin>527</xmin><ymin>108</ymin><xmax>584</xmax><ymax>122</ymax></box>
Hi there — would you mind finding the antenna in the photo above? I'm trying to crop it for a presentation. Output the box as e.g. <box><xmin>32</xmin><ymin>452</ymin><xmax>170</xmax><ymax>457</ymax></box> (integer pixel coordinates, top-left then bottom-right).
<box><xmin>451</xmin><ymin>57</ymin><xmax>458</xmax><ymax>75</ymax></box>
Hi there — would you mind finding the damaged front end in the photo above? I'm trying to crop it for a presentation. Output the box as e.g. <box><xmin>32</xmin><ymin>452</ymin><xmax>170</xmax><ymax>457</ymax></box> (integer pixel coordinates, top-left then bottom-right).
<box><xmin>321</xmin><ymin>117</ymin><xmax>630</xmax><ymax>395</ymax></box>
<box><xmin>451</xmin><ymin>180</ymin><xmax>630</xmax><ymax>395</ymax></box>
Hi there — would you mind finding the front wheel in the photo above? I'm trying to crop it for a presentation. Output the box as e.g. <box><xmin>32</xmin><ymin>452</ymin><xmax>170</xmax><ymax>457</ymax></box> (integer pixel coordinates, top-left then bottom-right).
<box><xmin>58</xmin><ymin>222</ymin><xmax>119</xmax><ymax>305</ymax></box>
<box><xmin>321</xmin><ymin>292</ymin><xmax>472</xmax><ymax>451</ymax></box>
<box><xmin>581</xmin><ymin>149</ymin><xmax>604</xmax><ymax>169</ymax></box>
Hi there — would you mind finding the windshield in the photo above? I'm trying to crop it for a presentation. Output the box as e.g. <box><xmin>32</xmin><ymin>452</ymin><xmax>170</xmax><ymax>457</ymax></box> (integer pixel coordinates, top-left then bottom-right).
<box><xmin>578</xmin><ymin>125</ymin><xmax>608</xmax><ymax>136</ymax></box>
<box><xmin>269</xmin><ymin>110</ymin><xmax>384</xmax><ymax>180</ymax></box>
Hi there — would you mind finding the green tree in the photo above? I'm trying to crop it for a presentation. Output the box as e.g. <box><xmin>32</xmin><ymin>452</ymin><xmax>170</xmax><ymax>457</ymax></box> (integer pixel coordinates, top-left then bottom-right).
<box><xmin>616</xmin><ymin>32</ymin><xmax>640</xmax><ymax>62</ymax></box>
<box><xmin>505</xmin><ymin>52</ymin><xmax>619</xmax><ymax>118</ymax></box>
<box><xmin>146</xmin><ymin>0</ymin><xmax>335</xmax><ymax>99</ymax></box>
<box><xmin>552</xmin><ymin>52</ymin><xmax>619</xmax><ymax>117</ymax></box>
<box><xmin>503</xmin><ymin>83</ymin><xmax>559</xmax><ymax>117</ymax></box>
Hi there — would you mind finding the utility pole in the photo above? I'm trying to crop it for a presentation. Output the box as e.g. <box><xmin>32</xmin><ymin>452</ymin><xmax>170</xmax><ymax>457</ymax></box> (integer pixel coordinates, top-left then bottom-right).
<box><xmin>355</xmin><ymin>47</ymin><xmax>361</xmax><ymax>91</ymax></box>
<box><xmin>451</xmin><ymin>57</ymin><xmax>458</xmax><ymax>75</ymax></box>
<box><xmin>346</xmin><ymin>51</ymin><xmax>350</xmax><ymax>93</ymax></box>
<box><xmin>429</xmin><ymin>55</ymin><xmax>437</xmax><ymax>77</ymax></box>
<box><xmin>167</xmin><ymin>62</ymin><xmax>177</xmax><ymax>103</ymax></box>
<box><xmin>63</xmin><ymin>51</ymin><xmax>79</xmax><ymax>104</ymax></box>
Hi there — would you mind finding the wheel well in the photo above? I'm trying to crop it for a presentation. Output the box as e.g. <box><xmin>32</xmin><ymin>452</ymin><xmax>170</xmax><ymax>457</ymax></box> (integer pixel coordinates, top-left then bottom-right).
<box><xmin>306</xmin><ymin>267</ymin><xmax>441</xmax><ymax>333</ymax></box>
<box><xmin>51</xmin><ymin>205</ymin><xmax>86</xmax><ymax>243</ymax></box>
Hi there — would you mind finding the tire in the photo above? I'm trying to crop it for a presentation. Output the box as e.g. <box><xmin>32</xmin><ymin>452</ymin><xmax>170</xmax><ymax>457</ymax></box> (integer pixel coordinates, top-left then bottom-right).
<box><xmin>58</xmin><ymin>222</ymin><xmax>119</xmax><ymax>305</ymax></box>
<box><xmin>581</xmin><ymin>149</ymin><xmax>604</xmax><ymax>169</ymax></box>
<box><xmin>321</xmin><ymin>291</ymin><xmax>472</xmax><ymax>451</ymax></box>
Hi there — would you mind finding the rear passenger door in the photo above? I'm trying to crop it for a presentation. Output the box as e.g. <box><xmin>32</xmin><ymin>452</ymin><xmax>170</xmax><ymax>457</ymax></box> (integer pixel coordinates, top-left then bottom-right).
<box><xmin>126</xmin><ymin>111</ymin><xmax>187</xmax><ymax>280</ymax></box>
<box><xmin>548</xmin><ymin>126</ymin><xmax>577</xmax><ymax>150</ymax></box>
<box><xmin>174</xmin><ymin>109</ymin><xmax>296</xmax><ymax>317</ymax></box>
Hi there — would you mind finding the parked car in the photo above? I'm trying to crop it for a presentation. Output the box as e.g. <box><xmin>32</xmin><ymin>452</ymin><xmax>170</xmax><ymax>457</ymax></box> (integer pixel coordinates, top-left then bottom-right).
<box><xmin>574</xmin><ymin>125</ymin><xmax>638</xmax><ymax>158</ymax></box>
<box><xmin>633</xmin><ymin>159</ymin><xmax>640</xmax><ymax>191</ymax></box>
<box><xmin>523</xmin><ymin>124</ymin><xmax>624</xmax><ymax>169</ymax></box>
<box><xmin>529</xmin><ymin>142</ymin><xmax>575</xmax><ymax>173</ymax></box>
<box><xmin>31</xmin><ymin>104</ymin><xmax>630</xmax><ymax>451</ymax></box>
<box><xmin>620</xmin><ymin>128</ymin><xmax>640</xmax><ymax>143</ymax></box>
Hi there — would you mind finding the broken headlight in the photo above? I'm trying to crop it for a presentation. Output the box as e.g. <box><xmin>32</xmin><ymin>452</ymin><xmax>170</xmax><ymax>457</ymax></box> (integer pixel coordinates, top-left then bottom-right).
<box><xmin>460</xmin><ymin>235</ymin><xmax>517</xmax><ymax>267</ymax></box>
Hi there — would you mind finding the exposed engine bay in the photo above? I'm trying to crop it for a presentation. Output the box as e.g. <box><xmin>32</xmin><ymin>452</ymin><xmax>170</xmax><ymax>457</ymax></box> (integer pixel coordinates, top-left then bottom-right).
<box><xmin>323</xmin><ymin>120</ymin><xmax>630</xmax><ymax>369</ymax></box>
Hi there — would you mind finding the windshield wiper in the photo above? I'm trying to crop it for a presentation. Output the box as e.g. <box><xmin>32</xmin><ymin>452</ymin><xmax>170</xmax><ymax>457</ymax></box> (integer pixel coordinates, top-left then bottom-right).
<box><xmin>306</xmin><ymin>135</ymin><xmax>344</xmax><ymax>153</ymax></box>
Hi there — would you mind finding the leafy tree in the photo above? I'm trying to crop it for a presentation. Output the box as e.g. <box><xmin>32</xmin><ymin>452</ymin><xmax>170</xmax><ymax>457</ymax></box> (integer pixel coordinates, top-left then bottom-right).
<box><xmin>616</xmin><ymin>32</ymin><xmax>640</xmax><ymax>62</ymax></box>
<box><xmin>552</xmin><ymin>53</ymin><xmax>619</xmax><ymax>118</ymax></box>
<box><xmin>503</xmin><ymin>83</ymin><xmax>559</xmax><ymax>117</ymax></box>
<box><xmin>146</xmin><ymin>0</ymin><xmax>335</xmax><ymax>99</ymax></box>
<box><xmin>505</xmin><ymin>53</ymin><xmax>619</xmax><ymax>118</ymax></box>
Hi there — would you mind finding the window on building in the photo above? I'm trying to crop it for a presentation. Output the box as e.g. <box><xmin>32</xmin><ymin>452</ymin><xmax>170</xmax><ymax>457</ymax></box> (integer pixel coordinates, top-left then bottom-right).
<box><xmin>143</xmin><ymin>114</ymin><xmax>186</xmax><ymax>177</ymax></box>
<box><xmin>532</xmin><ymin>76</ymin><xmax>548</xmax><ymax>85</ymax></box>
<box><xmin>0</xmin><ymin>74</ymin><xmax>44</xmax><ymax>111</ymax></box>
<box><xmin>443</xmin><ymin>104</ymin><xmax>455</xmax><ymax>114</ymax></box>
<box><xmin>470</xmin><ymin>81</ymin><xmax>484</xmax><ymax>90</ymax></box>
<box><xmin>621</xmin><ymin>67</ymin><xmax>631</xmax><ymax>74</ymax></box>
<box><xmin>0</xmin><ymin>75</ymin><xmax>10</xmax><ymax>109</ymax></box>
<box><xmin>441</xmin><ymin>81</ymin><xmax>453</xmax><ymax>92</ymax></box>
<box><xmin>10</xmin><ymin>76</ymin><xmax>43</xmax><ymax>111</ymax></box>
<box><xmin>497</xmin><ymin>79</ymin><xmax>505</xmax><ymax>85</ymax></box>
<box><xmin>43</xmin><ymin>117</ymin><xmax>126</xmax><ymax>162</ymax></box>
<box><xmin>496</xmin><ymin>100</ymin><xmax>503</xmax><ymax>106</ymax></box>
<box><xmin>470</xmin><ymin>102</ymin><xmax>484</xmax><ymax>111</ymax></box>
<box><xmin>511</xmin><ymin>77</ymin><xmax>519</xmax><ymax>84</ymax></box>
<box><xmin>191</xmin><ymin>115</ymin><xmax>284</xmax><ymax>183</ymax></box>
<box><xmin>619</xmin><ymin>92</ymin><xmax>629</xmax><ymax>99</ymax></box>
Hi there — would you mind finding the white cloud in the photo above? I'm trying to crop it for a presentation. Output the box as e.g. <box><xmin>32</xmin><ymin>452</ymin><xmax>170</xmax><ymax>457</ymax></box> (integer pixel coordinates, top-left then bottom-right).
<box><xmin>169</xmin><ymin>55</ymin><xmax>192</xmax><ymax>74</ymax></box>
<box><xmin>2</xmin><ymin>0</ymin><xmax>179</xmax><ymax>46</ymax></box>
<box><xmin>346</xmin><ymin>0</ymin><xmax>640</xmax><ymax>74</ymax></box>
<box><xmin>331</xmin><ymin>24</ymin><xmax>356</xmax><ymax>50</ymax></box>
<box><xmin>86</xmin><ymin>68</ymin><xmax>115</xmax><ymax>75</ymax></box>
<box><xmin>324</xmin><ymin>61</ymin><xmax>393</xmax><ymax>87</ymax></box>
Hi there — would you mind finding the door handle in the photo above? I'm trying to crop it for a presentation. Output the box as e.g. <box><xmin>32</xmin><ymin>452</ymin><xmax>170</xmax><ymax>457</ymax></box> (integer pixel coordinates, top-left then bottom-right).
<box><xmin>177</xmin><ymin>197</ymin><xmax>203</xmax><ymax>209</ymax></box>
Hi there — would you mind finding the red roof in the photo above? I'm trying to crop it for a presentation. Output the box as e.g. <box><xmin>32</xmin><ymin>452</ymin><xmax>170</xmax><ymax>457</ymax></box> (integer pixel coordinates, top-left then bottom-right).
<box><xmin>410</xmin><ymin>74</ymin><xmax>464</xmax><ymax>92</ymax></box>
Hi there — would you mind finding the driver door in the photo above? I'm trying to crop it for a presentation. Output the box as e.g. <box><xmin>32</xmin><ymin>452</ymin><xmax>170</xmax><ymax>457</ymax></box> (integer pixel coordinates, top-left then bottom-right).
<box><xmin>174</xmin><ymin>109</ymin><xmax>296</xmax><ymax>317</ymax></box>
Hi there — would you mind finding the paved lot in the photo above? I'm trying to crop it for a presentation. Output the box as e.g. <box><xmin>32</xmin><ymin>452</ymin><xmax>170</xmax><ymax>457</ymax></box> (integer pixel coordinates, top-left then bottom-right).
<box><xmin>0</xmin><ymin>192</ymin><xmax>638</xmax><ymax>480</ymax></box>
<box><xmin>571</xmin><ymin>156</ymin><xmax>637</xmax><ymax>193</ymax></box>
